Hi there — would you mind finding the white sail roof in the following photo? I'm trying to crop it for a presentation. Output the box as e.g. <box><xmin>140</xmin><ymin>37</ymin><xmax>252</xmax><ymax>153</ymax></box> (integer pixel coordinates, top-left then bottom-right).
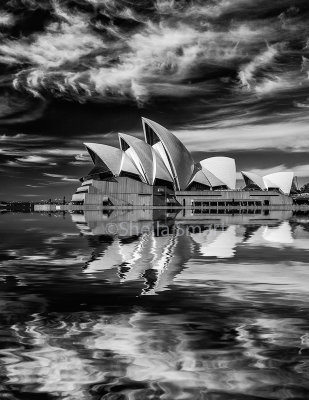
<box><xmin>119</xmin><ymin>133</ymin><xmax>153</xmax><ymax>184</ymax></box>
<box><xmin>84</xmin><ymin>142</ymin><xmax>140</xmax><ymax>178</ymax></box>
<box><xmin>241</xmin><ymin>171</ymin><xmax>266</xmax><ymax>190</ymax></box>
<box><xmin>187</xmin><ymin>168</ymin><xmax>211</xmax><ymax>188</ymax></box>
<box><xmin>241</xmin><ymin>170</ymin><xmax>294</xmax><ymax>194</ymax></box>
<box><xmin>118</xmin><ymin>132</ymin><xmax>172</xmax><ymax>185</ymax></box>
<box><xmin>202</xmin><ymin>167</ymin><xmax>226</xmax><ymax>188</ymax></box>
<box><xmin>120</xmin><ymin>153</ymin><xmax>141</xmax><ymax>177</ymax></box>
<box><xmin>263</xmin><ymin>172</ymin><xmax>294</xmax><ymax>195</ymax></box>
<box><xmin>84</xmin><ymin>143</ymin><xmax>123</xmax><ymax>175</ymax></box>
<box><xmin>153</xmin><ymin>151</ymin><xmax>174</xmax><ymax>184</ymax></box>
<box><xmin>142</xmin><ymin>117</ymin><xmax>194</xmax><ymax>190</ymax></box>
<box><xmin>200</xmin><ymin>157</ymin><xmax>236</xmax><ymax>189</ymax></box>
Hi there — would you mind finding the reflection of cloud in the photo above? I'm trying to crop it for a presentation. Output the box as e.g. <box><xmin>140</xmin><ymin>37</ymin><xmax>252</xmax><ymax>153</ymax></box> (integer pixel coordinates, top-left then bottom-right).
<box><xmin>44</xmin><ymin>232</ymin><xmax>80</xmax><ymax>244</ymax></box>
<box><xmin>6</xmin><ymin>305</ymin><xmax>309</xmax><ymax>399</ymax></box>
<box><xmin>7</xmin><ymin>319</ymin><xmax>104</xmax><ymax>399</ymax></box>
<box><xmin>176</xmin><ymin>261</ymin><xmax>309</xmax><ymax>298</ymax></box>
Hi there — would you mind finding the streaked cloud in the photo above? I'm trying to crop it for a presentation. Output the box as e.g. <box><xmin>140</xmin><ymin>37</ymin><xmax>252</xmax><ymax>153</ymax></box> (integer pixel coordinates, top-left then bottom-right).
<box><xmin>0</xmin><ymin>0</ymin><xmax>309</xmax><ymax>198</ymax></box>
<box><xmin>16</xmin><ymin>155</ymin><xmax>51</xmax><ymax>163</ymax></box>
<box><xmin>0</xmin><ymin>11</ymin><xmax>16</xmax><ymax>27</ymax></box>
<box><xmin>238</xmin><ymin>46</ymin><xmax>279</xmax><ymax>90</ymax></box>
<box><xmin>0</xmin><ymin>0</ymin><xmax>307</xmax><ymax>105</ymax></box>
<box><xmin>43</xmin><ymin>173</ymin><xmax>79</xmax><ymax>182</ymax></box>
<box><xmin>176</xmin><ymin>119</ymin><xmax>309</xmax><ymax>153</ymax></box>
<box><xmin>0</xmin><ymin>134</ymin><xmax>25</xmax><ymax>141</ymax></box>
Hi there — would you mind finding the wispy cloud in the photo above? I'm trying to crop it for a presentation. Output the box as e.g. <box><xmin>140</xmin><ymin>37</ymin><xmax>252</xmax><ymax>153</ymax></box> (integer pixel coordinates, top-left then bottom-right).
<box><xmin>43</xmin><ymin>173</ymin><xmax>79</xmax><ymax>182</ymax></box>
<box><xmin>0</xmin><ymin>0</ymin><xmax>306</xmax><ymax>106</ymax></box>
<box><xmin>0</xmin><ymin>134</ymin><xmax>25</xmax><ymax>141</ymax></box>
<box><xmin>17</xmin><ymin>155</ymin><xmax>51</xmax><ymax>163</ymax></box>
<box><xmin>238</xmin><ymin>45</ymin><xmax>279</xmax><ymax>89</ymax></box>
<box><xmin>0</xmin><ymin>11</ymin><xmax>16</xmax><ymax>27</ymax></box>
<box><xmin>1</xmin><ymin>0</ymin><xmax>309</xmax><ymax>198</ymax></box>
<box><xmin>176</xmin><ymin>120</ymin><xmax>309</xmax><ymax>153</ymax></box>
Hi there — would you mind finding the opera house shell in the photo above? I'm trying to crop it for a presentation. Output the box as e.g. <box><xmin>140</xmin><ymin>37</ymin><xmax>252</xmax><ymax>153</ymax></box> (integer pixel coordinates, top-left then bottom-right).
<box><xmin>241</xmin><ymin>171</ymin><xmax>295</xmax><ymax>195</ymax></box>
<box><xmin>71</xmin><ymin>118</ymin><xmax>294</xmax><ymax>208</ymax></box>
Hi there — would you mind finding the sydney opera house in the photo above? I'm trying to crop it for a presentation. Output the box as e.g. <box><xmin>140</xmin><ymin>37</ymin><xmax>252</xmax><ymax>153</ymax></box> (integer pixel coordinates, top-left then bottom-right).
<box><xmin>72</xmin><ymin>118</ymin><xmax>294</xmax><ymax>208</ymax></box>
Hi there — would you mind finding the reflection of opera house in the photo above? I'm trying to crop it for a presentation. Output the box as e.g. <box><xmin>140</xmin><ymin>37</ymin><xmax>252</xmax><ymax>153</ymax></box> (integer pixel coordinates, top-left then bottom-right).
<box><xmin>72</xmin><ymin>118</ymin><xmax>294</xmax><ymax>208</ymax></box>
<box><xmin>71</xmin><ymin>209</ymin><xmax>295</xmax><ymax>295</ymax></box>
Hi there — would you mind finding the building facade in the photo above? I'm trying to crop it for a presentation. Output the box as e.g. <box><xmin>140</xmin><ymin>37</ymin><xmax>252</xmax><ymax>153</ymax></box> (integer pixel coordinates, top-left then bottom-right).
<box><xmin>72</xmin><ymin>118</ymin><xmax>294</xmax><ymax>208</ymax></box>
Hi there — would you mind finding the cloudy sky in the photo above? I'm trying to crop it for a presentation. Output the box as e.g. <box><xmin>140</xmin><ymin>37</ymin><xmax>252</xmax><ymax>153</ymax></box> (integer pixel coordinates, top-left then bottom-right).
<box><xmin>0</xmin><ymin>0</ymin><xmax>309</xmax><ymax>200</ymax></box>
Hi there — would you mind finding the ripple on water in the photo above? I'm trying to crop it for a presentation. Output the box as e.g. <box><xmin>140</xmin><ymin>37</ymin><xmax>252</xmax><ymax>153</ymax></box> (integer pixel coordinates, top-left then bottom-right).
<box><xmin>0</xmin><ymin>213</ymin><xmax>309</xmax><ymax>398</ymax></box>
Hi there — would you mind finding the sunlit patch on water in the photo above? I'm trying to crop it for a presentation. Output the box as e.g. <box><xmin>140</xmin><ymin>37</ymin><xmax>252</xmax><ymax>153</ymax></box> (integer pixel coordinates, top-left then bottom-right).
<box><xmin>1</xmin><ymin>210</ymin><xmax>309</xmax><ymax>399</ymax></box>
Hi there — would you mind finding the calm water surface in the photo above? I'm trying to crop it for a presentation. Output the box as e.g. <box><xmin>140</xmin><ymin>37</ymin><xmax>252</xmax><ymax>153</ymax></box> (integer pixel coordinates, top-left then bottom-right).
<box><xmin>1</xmin><ymin>209</ymin><xmax>309</xmax><ymax>400</ymax></box>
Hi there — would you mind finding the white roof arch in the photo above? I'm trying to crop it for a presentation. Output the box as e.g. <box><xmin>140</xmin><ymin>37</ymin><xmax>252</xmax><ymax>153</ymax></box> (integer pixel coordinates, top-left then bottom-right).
<box><xmin>241</xmin><ymin>171</ymin><xmax>266</xmax><ymax>190</ymax></box>
<box><xmin>84</xmin><ymin>143</ymin><xmax>123</xmax><ymax>175</ymax></box>
<box><xmin>263</xmin><ymin>172</ymin><xmax>294</xmax><ymax>195</ymax></box>
<box><xmin>153</xmin><ymin>151</ymin><xmax>174</xmax><ymax>184</ymax></box>
<box><xmin>201</xmin><ymin>167</ymin><xmax>225</xmax><ymax>188</ymax></box>
<box><xmin>84</xmin><ymin>142</ymin><xmax>140</xmax><ymax>178</ymax></box>
<box><xmin>187</xmin><ymin>169</ymin><xmax>211</xmax><ymax>188</ymax></box>
<box><xmin>119</xmin><ymin>133</ymin><xmax>153</xmax><ymax>184</ymax></box>
<box><xmin>142</xmin><ymin>117</ymin><xmax>194</xmax><ymax>190</ymax></box>
<box><xmin>118</xmin><ymin>133</ymin><xmax>173</xmax><ymax>185</ymax></box>
<box><xmin>200</xmin><ymin>157</ymin><xmax>236</xmax><ymax>189</ymax></box>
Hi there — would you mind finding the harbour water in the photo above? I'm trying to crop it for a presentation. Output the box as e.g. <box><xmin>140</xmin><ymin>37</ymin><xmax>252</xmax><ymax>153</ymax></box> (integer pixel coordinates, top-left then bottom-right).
<box><xmin>1</xmin><ymin>209</ymin><xmax>309</xmax><ymax>399</ymax></box>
